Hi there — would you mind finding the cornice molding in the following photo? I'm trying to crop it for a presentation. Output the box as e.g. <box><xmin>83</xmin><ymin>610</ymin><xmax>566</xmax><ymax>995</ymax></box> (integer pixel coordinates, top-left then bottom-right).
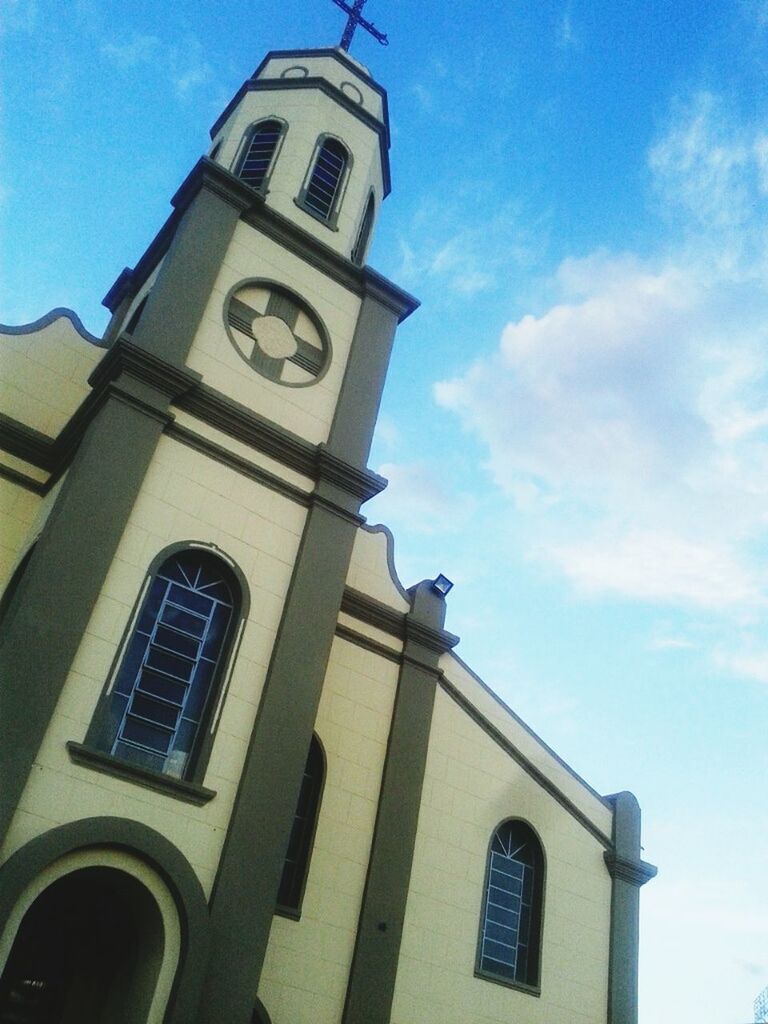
<box><xmin>316</xmin><ymin>445</ymin><xmax>386</xmax><ymax>502</ymax></box>
<box><xmin>603</xmin><ymin>852</ymin><xmax>658</xmax><ymax>886</ymax></box>
<box><xmin>250</xmin><ymin>48</ymin><xmax>389</xmax><ymax>107</ymax></box>
<box><xmin>89</xmin><ymin>338</ymin><xmax>202</xmax><ymax>400</ymax></box>
<box><xmin>440</xmin><ymin>676</ymin><xmax>614</xmax><ymax>850</ymax></box>
<box><xmin>341</xmin><ymin>586</ymin><xmax>406</xmax><ymax>639</ymax></box>
<box><xmin>0</xmin><ymin>414</ymin><xmax>56</xmax><ymax>471</ymax></box>
<box><xmin>103</xmin><ymin>159</ymin><xmax>418</xmax><ymax>324</ymax></box>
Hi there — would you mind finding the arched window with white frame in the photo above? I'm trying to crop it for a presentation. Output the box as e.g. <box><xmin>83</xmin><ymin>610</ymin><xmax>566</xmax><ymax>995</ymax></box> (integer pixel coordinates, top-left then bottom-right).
<box><xmin>298</xmin><ymin>136</ymin><xmax>350</xmax><ymax>225</ymax></box>
<box><xmin>477</xmin><ymin>819</ymin><xmax>545</xmax><ymax>990</ymax></box>
<box><xmin>88</xmin><ymin>546</ymin><xmax>245</xmax><ymax>781</ymax></box>
<box><xmin>235</xmin><ymin>119</ymin><xmax>285</xmax><ymax>193</ymax></box>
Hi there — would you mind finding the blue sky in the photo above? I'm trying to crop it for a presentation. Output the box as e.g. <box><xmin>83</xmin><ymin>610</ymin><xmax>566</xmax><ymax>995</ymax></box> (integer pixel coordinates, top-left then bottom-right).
<box><xmin>2</xmin><ymin>0</ymin><xmax>768</xmax><ymax>1020</ymax></box>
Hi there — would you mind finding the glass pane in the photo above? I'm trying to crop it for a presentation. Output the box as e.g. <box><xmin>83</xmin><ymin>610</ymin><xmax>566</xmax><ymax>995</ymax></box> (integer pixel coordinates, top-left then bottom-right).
<box><xmin>153</xmin><ymin>625</ymin><xmax>200</xmax><ymax>659</ymax></box>
<box><xmin>129</xmin><ymin>693</ymin><xmax>180</xmax><ymax>729</ymax></box>
<box><xmin>113</xmin><ymin>741</ymin><xmax>165</xmax><ymax>773</ymax></box>
<box><xmin>136</xmin><ymin>577</ymin><xmax>168</xmax><ymax>633</ymax></box>
<box><xmin>160</xmin><ymin>603</ymin><xmax>207</xmax><ymax>637</ymax></box>
<box><xmin>146</xmin><ymin>646</ymin><xmax>195</xmax><ymax>682</ymax></box>
<box><xmin>114</xmin><ymin>634</ymin><xmax>150</xmax><ymax>695</ymax></box>
<box><xmin>137</xmin><ymin>669</ymin><xmax>187</xmax><ymax>706</ymax></box>
<box><xmin>169</xmin><ymin>583</ymin><xmax>213</xmax><ymax>617</ymax></box>
<box><xmin>184</xmin><ymin>659</ymin><xmax>215</xmax><ymax>721</ymax></box>
<box><xmin>121</xmin><ymin>717</ymin><xmax>173</xmax><ymax>754</ymax></box>
<box><xmin>201</xmin><ymin>603</ymin><xmax>233</xmax><ymax>660</ymax></box>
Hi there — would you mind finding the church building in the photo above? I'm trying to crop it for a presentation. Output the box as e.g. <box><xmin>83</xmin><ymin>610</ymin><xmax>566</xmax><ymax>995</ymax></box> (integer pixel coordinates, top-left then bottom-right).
<box><xmin>0</xmin><ymin>34</ymin><xmax>655</xmax><ymax>1024</ymax></box>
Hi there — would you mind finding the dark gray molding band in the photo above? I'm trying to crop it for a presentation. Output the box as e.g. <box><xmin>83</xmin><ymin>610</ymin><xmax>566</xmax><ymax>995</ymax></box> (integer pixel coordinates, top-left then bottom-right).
<box><xmin>197</xmin><ymin>501</ymin><xmax>362</xmax><ymax>1024</ymax></box>
<box><xmin>342</xmin><ymin>581</ymin><xmax>448</xmax><ymax>1024</ymax></box>
<box><xmin>103</xmin><ymin>160</ymin><xmax>418</xmax><ymax>325</ymax></box>
<box><xmin>0</xmin><ymin>817</ymin><xmax>209</xmax><ymax>1024</ymax></box>
<box><xmin>439</xmin><ymin>677</ymin><xmax>613</xmax><ymax>849</ymax></box>
<box><xmin>0</xmin><ymin>307</ymin><xmax>105</xmax><ymax>347</ymax></box>
<box><xmin>340</xmin><ymin>586</ymin><xmax>458</xmax><ymax>652</ymax></box>
<box><xmin>605</xmin><ymin>791</ymin><xmax>656</xmax><ymax>1024</ymax></box>
<box><xmin>66</xmin><ymin>743</ymin><xmax>217</xmax><ymax>806</ymax></box>
<box><xmin>0</xmin><ymin>390</ymin><xmax>169</xmax><ymax>845</ymax></box>
<box><xmin>0</xmin><ymin>463</ymin><xmax>46</xmax><ymax>495</ymax></box>
<box><xmin>250</xmin><ymin>49</ymin><xmax>389</xmax><ymax>114</ymax></box>
<box><xmin>334</xmin><ymin>622</ymin><xmax>402</xmax><ymax>664</ymax></box>
<box><xmin>0</xmin><ymin>413</ymin><xmax>56</xmax><ymax>471</ymax></box>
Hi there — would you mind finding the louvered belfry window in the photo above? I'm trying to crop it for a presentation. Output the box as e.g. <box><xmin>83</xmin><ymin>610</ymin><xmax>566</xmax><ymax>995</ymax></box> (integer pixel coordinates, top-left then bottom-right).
<box><xmin>277</xmin><ymin>735</ymin><xmax>324</xmax><ymax>913</ymax></box>
<box><xmin>106</xmin><ymin>550</ymin><xmax>237</xmax><ymax>778</ymax></box>
<box><xmin>303</xmin><ymin>138</ymin><xmax>348</xmax><ymax>221</ymax></box>
<box><xmin>478</xmin><ymin>820</ymin><xmax>544</xmax><ymax>988</ymax></box>
<box><xmin>237</xmin><ymin>120</ymin><xmax>283</xmax><ymax>191</ymax></box>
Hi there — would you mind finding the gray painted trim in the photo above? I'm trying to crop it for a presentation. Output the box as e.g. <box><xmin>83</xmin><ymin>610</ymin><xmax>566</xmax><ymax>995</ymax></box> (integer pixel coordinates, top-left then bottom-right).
<box><xmin>0</xmin><ymin>463</ymin><xmax>46</xmax><ymax>495</ymax></box>
<box><xmin>327</xmin><ymin>293</ymin><xmax>399</xmax><ymax>468</ymax></box>
<box><xmin>340</xmin><ymin>586</ymin><xmax>458</xmax><ymax>651</ymax></box>
<box><xmin>439</xmin><ymin>677</ymin><xmax>613</xmax><ymax>849</ymax></box>
<box><xmin>197</xmin><ymin>499</ymin><xmax>363</xmax><ymax>1024</ymax></box>
<box><xmin>334</xmin><ymin>622</ymin><xmax>402</xmax><ymax>664</ymax></box>
<box><xmin>448</xmin><ymin>647</ymin><xmax>613</xmax><ymax>811</ymax></box>
<box><xmin>342</xmin><ymin>580</ymin><xmax>448</xmax><ymax>1024</ymax></box>
<box><xmin>66</xmin><ymin>743</ymin><xmax>217</xmax><ymax>805</ymax></box>
<box><xmin>209</xmin><ymin>78</ymin><xmax>391</xmax><ymax>196</ymax></box>
<box><xmin>0</xmin><ymin>817</ymin><xmax>209</xmax><ymax>1024</ymax></box>
<box><xmin>0</xmin><ymin>307</ymin><xmax>105</xmax><ymax>347</ymax></box>
<box><xmin>0</xmin><ymin>413</ymin><xmax>56</xmax><ymax>471</ymax></box>
<box><xmin>250</xmin><ymin>49</ymin><xmax>389</xmax><ymax>111</ymax></box>
<box><xmin>104</xmin><ymin>159</ymin><xmax>418</xmax><ymax>325</ymax></box>
<box><xmin>165</xmin><ymin>422</ymin><xmax>311</xmax><ymax>507</ymax></box>
<box><xmin>604</xmin><ymin>792</ymin><xmax>656</xmax><ymax>1024</ymax></box>
<box><xmin>0</xmin><ymin>390</ymin><xmax>170</xmax><ymax>845</ymax></box>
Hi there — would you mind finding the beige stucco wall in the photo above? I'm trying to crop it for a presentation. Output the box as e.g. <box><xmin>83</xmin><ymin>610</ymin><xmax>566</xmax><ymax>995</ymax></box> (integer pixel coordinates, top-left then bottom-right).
<box><xmin>346</xmin><ymin>525</ymin><xmax>410</xmax><ymax>612</ymax></box>
<box><xmin>0</xmin><ymin>433</ymin><xmax>307</xmax><ymax>896</ymax></box>
<box><xmin>391</xmin><ymin>687</ymin><xmax>612</xmax><ymax>1024</ymax></box>
<box><xmin>0</xmin><ymin>316</ymin><xmax>102</xmax><ymax>437</ymax></box>
<box><xmin>0</xmin><ymin>474</ymin><xmax>65</xmax><ymax>591</ymax></box>
<box><xmin>258</xmin><ymin>633</ymin><xmax>399</xmax><ymax>1024</ymax></box>
<box><xmin>185</xmin><ymin>221</ymin><xmax>362</xmax><ymax>445</ymax></box>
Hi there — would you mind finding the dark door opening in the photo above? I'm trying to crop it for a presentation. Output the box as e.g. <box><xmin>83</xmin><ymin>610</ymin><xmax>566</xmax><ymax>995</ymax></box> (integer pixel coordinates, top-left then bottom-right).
<box><xmin>0</xmin><ymin>865</ymin><xmax>164</xmax><ymax>1024</ymax></box>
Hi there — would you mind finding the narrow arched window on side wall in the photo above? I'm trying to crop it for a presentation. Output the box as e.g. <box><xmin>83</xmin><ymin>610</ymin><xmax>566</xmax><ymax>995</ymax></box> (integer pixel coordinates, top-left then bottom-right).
<box><xmin>351</xmin><ymin>192</ymin><xmax>375</xmax><ymax>265</ymax></box>
<box><xmin>236</xmin><ymin>119</ymin><xmax>285</xmax><ymax>192</ymax></box>
<box><xmin>277</xmin><ymin>734</ymin><xmax>325</xmax><ymax>915</ymax></box>
<box><xmin>477</xmin><ymin>819</ymin><xmax>545</xmax><ymax>990</ymax></box>
<box><xmin>300</xmin><ymin>137</ymin><xmax>349</xmax><ymax>224</ymax></box>
<box><xmin>91</xmin><ymin>548</ymin><xmax>242</xmax><ymax>780</ymax></box>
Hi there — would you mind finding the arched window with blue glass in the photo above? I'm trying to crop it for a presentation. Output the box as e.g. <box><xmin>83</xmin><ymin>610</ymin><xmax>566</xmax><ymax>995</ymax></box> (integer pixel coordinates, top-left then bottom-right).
<box><xmin>235</xmin><ymin>118</ymin><xmax>286</xmax><ymax>194</ymax></box>
<box><xmin>91</xmin><ymin>546</ymin><xmax>245</xmax><ymax>781</ymax></box>
<box><xmin>477</xmin><ymin>819</ymin><xmax>545</xmax><ymax>991</ymax></box>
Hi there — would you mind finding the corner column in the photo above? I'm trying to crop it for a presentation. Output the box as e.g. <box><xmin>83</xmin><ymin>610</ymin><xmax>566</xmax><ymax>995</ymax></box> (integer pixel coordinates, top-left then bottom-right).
<box><xmin>604</xmin><ymin>791</ymin><xmax>657</xmax><ymax>1024</ymax></box>
<box><xmin>197</xmin><ymin>293</ymin><xmax>403</xmax><ymax>1024</ymax></box>
<box><xmin>342</xmin><ymin>581</ymin><xmax>456</xmax><ymax>1024</ymax></box>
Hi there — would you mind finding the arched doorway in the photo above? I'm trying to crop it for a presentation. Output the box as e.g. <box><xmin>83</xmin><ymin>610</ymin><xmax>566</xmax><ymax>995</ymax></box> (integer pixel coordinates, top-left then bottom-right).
<box><xmin>0</xmin><ymin>866</ymin><xmax>164</xmax><ymax>1024</ymax></box>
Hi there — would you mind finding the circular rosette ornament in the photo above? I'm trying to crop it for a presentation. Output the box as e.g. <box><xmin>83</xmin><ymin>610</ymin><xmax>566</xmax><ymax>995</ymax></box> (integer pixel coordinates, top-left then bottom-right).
<box><xmin>224</xmin><ymin>281</ymin><xmax>331</xmax><ymax>387</ymax></box>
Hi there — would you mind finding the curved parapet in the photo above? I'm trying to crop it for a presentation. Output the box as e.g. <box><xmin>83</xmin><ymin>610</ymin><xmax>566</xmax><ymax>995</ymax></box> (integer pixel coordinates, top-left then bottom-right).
<box><xmin>0</xmin><ymin>308</ymin><xmax>105</xmax><ymax>437</ymax></box>
<box><xmin>0</xmin><ymin>307</ymin><xmax>105</xmax><ymax>347</ymax></box>
<box><xmin>348</xmin><ymin>522</ymin><xmax>410</xmax><ymax>610</ymax></box>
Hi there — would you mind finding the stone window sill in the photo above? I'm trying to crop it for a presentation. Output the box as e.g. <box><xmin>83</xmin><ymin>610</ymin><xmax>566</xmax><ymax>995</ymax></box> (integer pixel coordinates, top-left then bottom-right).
<box><xmin>474</xmin><ymin>967</ymin><xmax>541</xmax><ymax>997</ymax></box>
<box><xmin>66</xmin><ymin>742</ymin><xmax>217</xmax><ymax>806</ymax></box>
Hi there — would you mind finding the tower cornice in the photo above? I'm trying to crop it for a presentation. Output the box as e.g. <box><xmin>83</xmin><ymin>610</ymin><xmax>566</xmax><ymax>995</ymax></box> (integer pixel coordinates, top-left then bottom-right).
<box><xmin>104</xmin><ymin>159</ymin><xmax>418</xmax><ymax>322</ymax></box>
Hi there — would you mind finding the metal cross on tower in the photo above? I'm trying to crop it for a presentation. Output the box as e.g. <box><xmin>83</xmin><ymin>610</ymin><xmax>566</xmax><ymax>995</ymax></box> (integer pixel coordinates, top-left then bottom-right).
<box><xmin>330</xmin><ymin>0</ymin><xmax>388</xmax><ymax>51</ymax></box>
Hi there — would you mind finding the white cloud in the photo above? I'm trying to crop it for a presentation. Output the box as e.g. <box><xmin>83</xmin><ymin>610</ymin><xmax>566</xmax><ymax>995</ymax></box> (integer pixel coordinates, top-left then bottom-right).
<box><xmin>434</xmin><ymin>92</ymin><xmax>768</xmax><ymax>620</ymax></box>
<box><xmin>101</xmin><ymin>35</ymin><xmax>160</xmax><ymax>69</ymax></box>
<box><xmin>714</xmin><ymin>647</ymin><xmax>768</xmax><ymax>684</ymax></box>
<box><xmin>372</xmin><ymin>461</ymin><xmax>477</xmax><ymax>535</ymax></box>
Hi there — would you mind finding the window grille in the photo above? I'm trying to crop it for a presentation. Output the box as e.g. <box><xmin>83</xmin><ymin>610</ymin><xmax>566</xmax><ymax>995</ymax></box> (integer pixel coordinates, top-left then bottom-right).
<box><xmin>351</xmin><ymin>193</ymin><xmax>375</xmax><ymax>265</ymax></box>
<box><xmin>237</xmin><ymin>120</ymin><xmax>283</xmax><ymax>191</ymax></box>
<box><xmin>478</xmin><ymin>820</ymin><xmax>543</xmax><ymax>988</ymax></box>
<box><xmin>277</xmin><ymin>735</ymin><xmax>324</xmax><ymax>912</ymax></box>
<box><xmin>107</xmin><ymin>550</ymin><xmax>236</xmax><ymax>778</ymax></box>
<box><xmin>303</xmin><ymin>139</ymin><xmax>348</xmax><ymax>221</ymax></box>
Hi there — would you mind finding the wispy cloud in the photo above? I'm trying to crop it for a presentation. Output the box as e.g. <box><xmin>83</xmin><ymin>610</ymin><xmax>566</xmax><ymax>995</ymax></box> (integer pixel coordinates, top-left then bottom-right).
<box><xmin>101</xmin><ymin>33</ymin><xmax>213</xmax><ymax>98</ymax></box>
<box><xmin>373</xmin><ymin>461</ymin><xmax>477</xmax><ymax>535</ymax></box>
<box><xmin>434</xmin><ymin>90</ymin><xmax>768</xmax><ymax>630</ymax></box>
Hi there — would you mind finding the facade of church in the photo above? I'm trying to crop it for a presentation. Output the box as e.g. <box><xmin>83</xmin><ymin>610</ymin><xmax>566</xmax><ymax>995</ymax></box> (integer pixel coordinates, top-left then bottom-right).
<box><xmin>0</xmin><ymin>47</ymin><xmax>655</xmax><ymax>1024</ymax></box>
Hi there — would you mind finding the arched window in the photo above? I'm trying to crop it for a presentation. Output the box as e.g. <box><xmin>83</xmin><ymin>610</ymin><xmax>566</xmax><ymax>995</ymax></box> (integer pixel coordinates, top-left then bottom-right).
<box><xmin>477</xmin><ymin>820</ymin><xmax>544</xmax><ymax>990</ymax></box>
<box><xmin>351</xmin><ymin>192</ymin><xmax>375</xmax><ymax>265</ymax></box>
<box><xmin>93</xmin><ymin>548</ymin><xmax>241</xmax><ymax>780</ymax></box>
<box><xmin>277</xmin><ymin>734</ymin><xmax>324</xmax><ymax>915</ymax></box>
<box><xmin>300</xmin><ymin>137</ymin><xmax>349</xmax><ymax>223</ymax></box>
<box><xmin>236</xmin><ymin>119</ymin><xmax>284</xmax><ymax>192</ymax></box>
<box><xmin>124</xmin><ymin>295</ymin><xmax>147</xmax><ymax>335</ymax></box>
